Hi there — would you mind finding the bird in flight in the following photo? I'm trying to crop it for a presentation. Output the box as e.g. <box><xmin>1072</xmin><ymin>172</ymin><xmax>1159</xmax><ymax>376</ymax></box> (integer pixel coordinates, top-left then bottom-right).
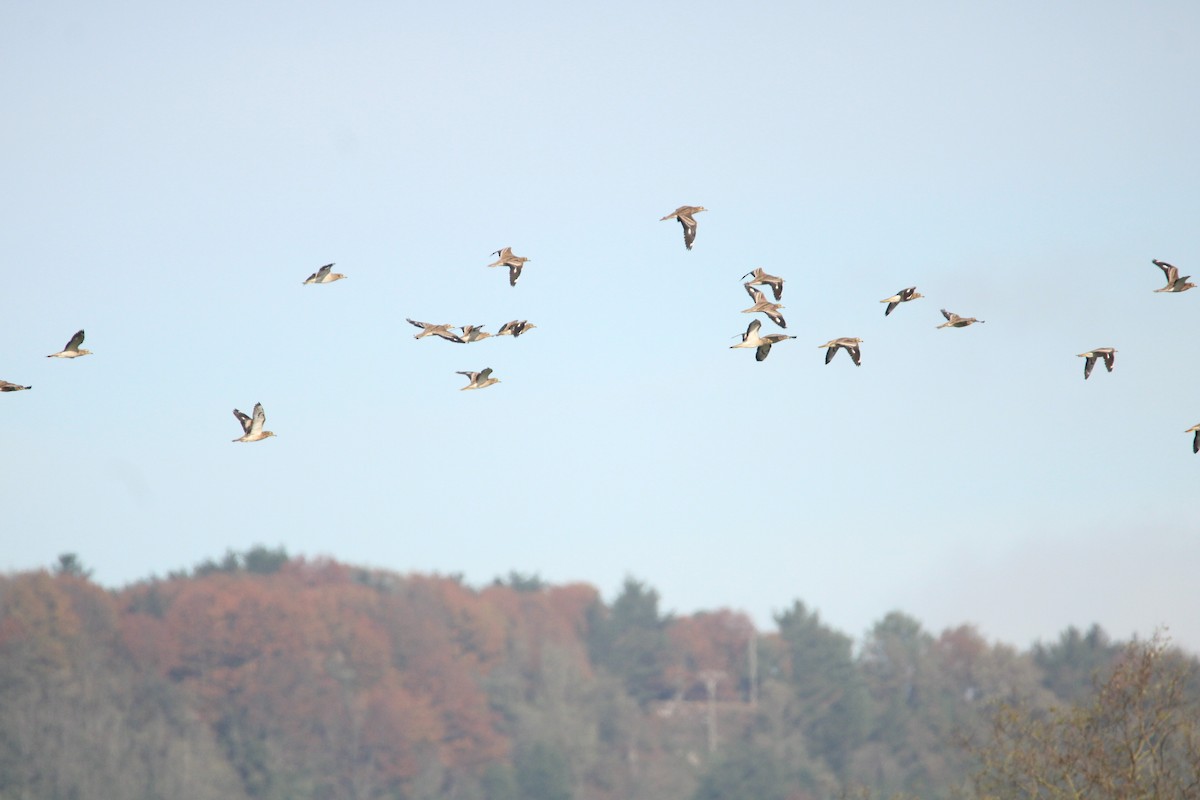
<box><xmin>303</xmin><ymin>263</ymin><xmax>347</xmax><ymax>285</ymax></box>
<box><xmin>937</xmin><ymin>309</ymin><xmax>984</xmax><ymax>328</ymax></box>
<box><xmin>660</xmin><ymin>205</ymin><xmax>706</xmax><ymax>250</ymax></box>
<box><xmin>730</xmin><ymin>319</ymin><xmax>795</xmax><ymax>362</ymax></box>
<box><xmin>0</xmin><ymin>380</ymin><xmax>32</xmax><ymax>392</ymax></box>
<box><xmin>47</xmin><ymin>330</ymin><xmax>91</xmax><ymax>359</ymax></box>
<box><xmin>488</xmin><ymin>248</ymin><xmax>531</xmax><ymax>287</ymax></box>
<box><xmin>457</xmin><ymin>368</ymin><xmax>500</xmax><ymax>390</ymax></box>
<box><xmin>741</xmin><ymin>268</ymin><xmax>784</xmax><ymax>301</ymax></box>
<box><xmin>880</xmin><ymin>286</ymin><xmax>923</xmax><ymax>316</ymax></box>
<box><xmin>819</xmin><ymin>338</ymin><xmax>863</xmax><ymax>366</ymax></box>
<box><xmin>407</xmin><ymin>319</ymin><xmax>465</xmax><ymax>343</ymax></box>
<box><xmin>1152</xmin><ymin>259</ymin><xmax>1195</xmax><ymax>293</ymax></box>
<box><xmin>497</xmin><ymin>320</ymin><xmax>537</xmax><ymax>338</ymax></box>
<box><xmin>742</xmin><ymin>284</ymin><xmax>787</xmax><ymax>329</ymax></box>
<box><xmin>1077</xmin><ymin>347</ymin><xmax>1116</xmax><ymax>380</ymax></box>
<box><xmin>232</xmin><ymin>403</ymin><xmax>277</xmax><ymax>442</ymax></box>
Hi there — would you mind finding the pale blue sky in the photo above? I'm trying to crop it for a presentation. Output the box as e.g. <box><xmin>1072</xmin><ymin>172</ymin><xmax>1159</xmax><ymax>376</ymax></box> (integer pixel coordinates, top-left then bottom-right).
<box><xmin>4</xmin><ymin>0</ymin><xmax>1199</xmax><ymax>652</ymax></box>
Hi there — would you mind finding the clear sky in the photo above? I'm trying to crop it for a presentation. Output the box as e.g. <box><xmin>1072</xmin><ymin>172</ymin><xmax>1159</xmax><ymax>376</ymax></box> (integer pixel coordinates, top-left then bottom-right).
<box><xmin>4</xmin><ymin>0</ymin><xmax>1199</xmax><ymax>653</ymax></box>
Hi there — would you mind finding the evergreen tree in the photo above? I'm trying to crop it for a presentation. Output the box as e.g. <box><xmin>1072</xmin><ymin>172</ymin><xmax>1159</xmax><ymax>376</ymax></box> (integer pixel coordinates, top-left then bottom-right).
<box><xmin>692</xmin><ymin>743</ymin><xmax>790</xmax><ymax>800</ymax></box>
<box><xmin>52</xmin><ymin>552</ymin><xmax>92</xmax><ymax>579</ymax></box>
<box><xmin>776</xmin><ymin>601</ymin><xmax>870</xmax><ymax>773</ymax></box>
<box><xmin>515</xmin><ymin>742</ymin><xmax>573</xmax><ymax>800</ymax></box>
<box><xmin>587</xmin><ymin>577</ymin><xmax>672</xmax><ymax>705</ymax></box>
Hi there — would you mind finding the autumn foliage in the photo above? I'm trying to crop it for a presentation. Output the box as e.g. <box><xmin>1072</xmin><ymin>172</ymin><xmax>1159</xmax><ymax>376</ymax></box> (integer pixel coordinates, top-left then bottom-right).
<box><xmin>1</xmin><ymin>553</ymin><xmax>1197</xmax><ymax>800</ymax></box>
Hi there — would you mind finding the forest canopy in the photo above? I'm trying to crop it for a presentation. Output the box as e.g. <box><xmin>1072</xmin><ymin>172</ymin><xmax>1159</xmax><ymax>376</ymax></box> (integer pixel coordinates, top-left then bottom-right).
<box><xmin>0</xmin><ymin>549</ymin><xmax>1195</xmax><ymax>800</ymax></box>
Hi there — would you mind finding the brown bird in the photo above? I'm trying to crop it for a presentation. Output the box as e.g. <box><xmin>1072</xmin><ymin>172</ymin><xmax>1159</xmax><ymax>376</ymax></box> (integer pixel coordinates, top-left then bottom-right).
<box><xmin>302</xmin><ymin>263</ymin><xmax>347</xmax><ymax>285</ymax></box>
<box><xmin>937</xmin><ymin>309</ymin><xmax>984</xmax><ymax>328</ymax></box>
<box><xmin>742</xmin><ymin>284</ymin><xmax>787</xmax><ymax>328</ymax></box>
<box><xmin>497</xmin><ymin>320</ymin><xmax>537</xmax><ymax>338</ymax></box>
<box><xmin>488</xmin><ymin>247</ymin><xmax>531</xmax><ymax>287</ymax></box>
<box><xmin>459</xmin><ymin>325</ymin><xmax>493</xmax><ymax>343</ymax></box>
<box><xmin>1077</xmin><ymin>348</ymin><xmax>1116</xmax><ymax>380</ymax></box>
<box><xmin>880</xmin><ymin>286</ymin><xmax>923</xmax><ymax>316</ymax></box>
<box><xmin>232</xmin><ymin>403</ymin><xmax>277</xmax><ymax>443</ymax></box>
<box><xmin>741</xmin><ymin>268</ymin><xmax>784</xmax><ymax>301</ymax></box>
<box><xmin>730</xmin><ymin>319</ymin><xmax>795</xmax><ymax>362</ymax></box>
<box><xmin>660</xmin><ymin>205</ymin><xmax>706</xmax><ymax>250</ymax></box>
<box><xmin>457</xmin><ymin>368</ymin><xmax>500</xmax><ymax>390</ymax></box>
<box><xmin>1152</xmin><ymin>259</ymin><xmax>1196</xmax><ymax>293</ymax></box>
<box><xmin>0</xmin><ymin>380</ymin><xmax>32</xmax><ymax>392</ymax></box>
<box><xmin>407</xmin><ymin>319</ymin><xmax>465</xmax><ymax>343</ymax></box>
<box><xmin>819</xmin><ymin>338</ymin><xmax>863</xmax><ymax>366</ymax></box>
<box><xmin>47</xmin><ymin>329</ymin><xmax>91</xmax><ymax>358</ymax></box>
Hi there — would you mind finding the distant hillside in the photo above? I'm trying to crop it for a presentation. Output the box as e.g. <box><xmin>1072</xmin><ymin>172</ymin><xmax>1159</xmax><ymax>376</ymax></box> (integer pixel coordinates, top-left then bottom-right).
<box><xmin>0</xmin><ymin>549</ymin><xmax>1194</xmax><ymax>800</ymax></box>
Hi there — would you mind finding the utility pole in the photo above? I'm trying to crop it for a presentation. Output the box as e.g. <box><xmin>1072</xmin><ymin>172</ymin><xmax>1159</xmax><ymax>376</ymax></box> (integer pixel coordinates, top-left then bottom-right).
<box><xmin>698</xmin><ymin>670</ymin><xmax>726</xmax><ymax>755</ymax></box>
<box><xmin>747</xmin><ymin>632</ymin><xmax>758</xmax><ymax>707</ymax></box>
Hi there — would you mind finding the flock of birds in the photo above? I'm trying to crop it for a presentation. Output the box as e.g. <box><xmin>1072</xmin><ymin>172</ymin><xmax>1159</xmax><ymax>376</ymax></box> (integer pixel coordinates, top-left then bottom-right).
<box><xmin>4</xmin><ymin>208</ymin><xmax>1199</xmax><ymax>453</ymax></box>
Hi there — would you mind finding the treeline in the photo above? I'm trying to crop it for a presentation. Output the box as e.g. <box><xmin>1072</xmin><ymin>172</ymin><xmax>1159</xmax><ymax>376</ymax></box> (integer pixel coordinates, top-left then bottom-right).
<box><xmin>0</xmin><ymin>549</ymin><xmax>1196</xmax><ymax>800</ymax></box>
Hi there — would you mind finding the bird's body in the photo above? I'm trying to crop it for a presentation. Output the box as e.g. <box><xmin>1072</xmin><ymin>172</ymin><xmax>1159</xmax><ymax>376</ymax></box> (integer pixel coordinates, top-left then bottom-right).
<box><xmin>731</xmin><ymin>319</ymin><xmax>794</xmax><ymax>361</ymax></box>
<box><xmin>819</xmin><ymin>338</ymin><xmax>863</xmax><ymax>366</ymax></box>
<box><xmin>407</xmin><ymin>319</ymin><xmax>465</xmax><ymax>343</ymax></box>
<box><xmin>302</xmin><ymin>263</ymin><xmax>347</xmax><ymax>285</ymax></box>
<box><xmin>459</xmin><ymin>325</ymin><xmax>493</xmax><ymax>343</ymax></box>
<box><xmin>457</xmin><ymin>368</ymin><xmax>500</xmax><ymax>390</ymax></box>
<box><xmin>1152</xmin><ymin>259</ymin><xmax>1196</xmax><ymax>293</ymax></box>
<box><xmin>47</xmin><ymin>330</ymin><xmax>91</xmax><ymax>358</ymax></box>
<box><xmin>741</xmin><ymin>268</ymin><xmax>784</xmax><ymax>301</ymax></box>
<box><xmin>1077</xmin><ymin>347</ymin><xmax>1117</xmax><ymax>380</ymax></box>
<box><xmin>937</xmin><ymin>309</ymin><xmax>984</xmax><ymax>328</ymax></box>
<box><xmin>660</xmin><ymin>205</ymin><xmax>706</xmax><ymax>250</ymax></box>
<box><xmin>880</xmin><ymin>286</ymin><xmax>923</xmax><ymax>316</ymax></box>
<box><xmin>488</xmin><ymin>248</ymin><xmax>531</xmax><ymax>287</ymax></box>
<box><xmin>0</xmin><ymin>380</ymin><xmax>32</xmax><ymax>392</ymax></box>
<box><xmin>497</xmin><ymin>320</ymin><xmax>537</xmax><ymax>338</ymax></box>
<box><xmin>232</xmin><ymin>403</ymin><xmax>276</xmax><ymax>442</ymax></box>
<box><xmin>741</xmin><ymin>284</ymin><xmax>787</xmax><ymax>328</ymax></box>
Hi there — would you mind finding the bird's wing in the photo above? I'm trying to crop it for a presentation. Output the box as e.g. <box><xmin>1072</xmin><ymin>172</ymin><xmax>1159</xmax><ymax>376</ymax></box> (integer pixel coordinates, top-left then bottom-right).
<box><xmin>1083</xmin><ymin>356</ymin><xmax>1096</xmax><ymax>379</ymax></box>
<box><xmin>679</xmin><ymin>216</ymin><xmax>697</xmax><ymax>249</ymax></box>
<box><xmin>316</xmin><ymin>263</ymin><xmax>333</xmax><ymax>279</ymax></box>
<box><xmin>747</xmin><ymin>319</ymin><xmax>762</xmax><ymax>337</ymax></box>
<box><xmin>479</xmin><ymin>368</ymin><xmax>493</xmax><ymax>381</ymax></box>
<box><xmin>765</xmin><ymin>308</ymin><xmax>786</xmax><ymax>329</ymax></box>
<box><xmin>825</xmin><ymin>345</ymin><xmax>836</xmax><ymax>364</ymax></box>
<box><xmin>1103</xmin><ymin>351</ymin><xmax>1115</xmax><ymax>371</ymax></box>
<box><xmin>1194</xmin><ymin>429</ymin><xmax>1200</xmax><ymax>454</ymax></box>
<box><xmin>1154</xmin><ymin>260</ymin><xmax>1176</xmax><ymax>280</ymax></box>
<box><xmin>433</xmin><ymin>329</ymin><xmax>465</xmax><ymax>343</ymax></box>
<box><xmin>849</xmin><ymin>345</ymin><xmax>861</xmax><ymax>366</ymax></box>
<box><xmin>940</xmin><ymin>309</ymin><xmax>953</xmax><ymax>321</ymax></box>
<box><xmin>66</xmin><ymin>330</ymin><xmax>85</xmax><ymax>351</ymax></box>
<box><xmin>755</xmin><ymin>343</ymin><xmax>772</xmax><ymax>361</ymax></box>
<box><xmin>766</xmin><ymin>277</ymin><xmax>783</xmax><ymax>301</ymax></box>
<box><xmin>406</xmin><ymin>318</ymin><xmax>429</xmax><ymax>330</ymax></box>
<box><xmin>509</xmin><ymin>264</ymin><xmax>522</xmax><ymax>286</ymax></box>
<box><xmin>744</xmin><ymin>283</ymin><xmax>764</xmax><ymax>302</ymax></box>
<box><xmin>249</xmin><ymin>403</ymin><xmax>266</xmax><ymax>436</ymax></box>
<box><xmin>233</xmin><ymin>408</ymin><xmax>253</xmax><ymax>434</ymax></box>
<box><xmin>900</xmin><ymin>286</ymin><xmax>916</xmax><ymax>300</ymax></box>
<box><xmin>885</xmin><ymin>301</ymin><xmax>899</xmax><ymax>316</ymax></box>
